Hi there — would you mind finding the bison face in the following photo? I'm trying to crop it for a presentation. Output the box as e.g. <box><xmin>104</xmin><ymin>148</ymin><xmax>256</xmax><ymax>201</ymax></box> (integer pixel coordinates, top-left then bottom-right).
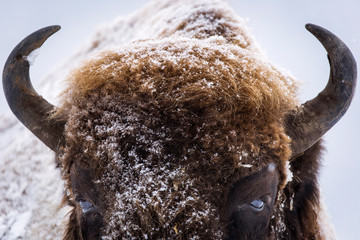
<box><xmin>223</xmin><ymin>163</ymin><xmax>279</xmax><ymax>239</ymax></box>
<box><xmin>70</xmin><ymin>163</ymin><xmax>103</xmax><ymax>240</ymax></box>
<box><xmin>55</xmin><ymin>95</ymin><xmax>288</xmax><ymax>239</ymax></box>
<box><xmin>68</xmin><ymin>158</ymin><xmax>280</xmax><ymax>240</ymax></box>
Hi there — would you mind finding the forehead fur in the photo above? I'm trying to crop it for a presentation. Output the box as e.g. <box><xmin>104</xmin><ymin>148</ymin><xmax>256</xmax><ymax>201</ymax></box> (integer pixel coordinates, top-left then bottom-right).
<box><xmin>59</xmin><ymin>36</ymin><xmax>298</xmax><ymax>180</ymax></box>
<box><xmin>61</xmin><ymin>37</ymin><xmax>296</xmax><ymax>125</ymax></box>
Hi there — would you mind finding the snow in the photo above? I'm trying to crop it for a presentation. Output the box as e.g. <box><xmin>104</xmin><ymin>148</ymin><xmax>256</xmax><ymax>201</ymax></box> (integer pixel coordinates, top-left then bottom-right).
<box><xmin>317</xmin><ymin>200</ymin><xmax>337</xmax><ymax>240</ymax></box>
<box><xmin>5</xmin><ymin>211</ymin><xmax>31</xmax><ymax>238</ymax></box>
<box><xmin>0</xmin><ymin>115</ymin><xmax>69</xmax><ymax>239</ymax></box>
<box><xmin>23</xmin><ymin>48</ymin><xmax>40</xmax><ymax>66</ymax></box>
<box><xmin>267</xmin><ymin>162</ymin><xmax>276</xmax><ymax>172</ymax></box>
<box><xmin>238</xmin><ymin>163</ymin><xmax>253</xmax><ymax>168</ymax></box>
<box><xmin>285</xmin><ymin>161</ymin><xmax>293</xmax><ymax>184</ymax></box>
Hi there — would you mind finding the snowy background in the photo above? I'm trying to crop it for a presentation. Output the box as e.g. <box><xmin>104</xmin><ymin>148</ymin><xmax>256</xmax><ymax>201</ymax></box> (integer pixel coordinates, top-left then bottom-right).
<box><xmin>0</xmin><ymin>0</ymin><xmax>359</xmax><ymax>239</ymax></box>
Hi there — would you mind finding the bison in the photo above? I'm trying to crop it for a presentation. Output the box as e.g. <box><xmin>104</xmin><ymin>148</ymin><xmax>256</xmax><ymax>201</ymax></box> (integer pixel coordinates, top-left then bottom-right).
<box><xmin>2</xmin><ymin>1</ymin><xmax>357</xmax><ymax>239</ymax></box>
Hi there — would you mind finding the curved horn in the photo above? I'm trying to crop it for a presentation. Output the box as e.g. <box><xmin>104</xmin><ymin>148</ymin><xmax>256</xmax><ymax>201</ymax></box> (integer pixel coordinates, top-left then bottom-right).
<box><xmin>2</xmin><ymin>25</ymin><xmax>65</xmax><ymax>151</ymax></box>
<box><xmin>285</xmin><ymin>24</ymin><xmax>357</xmax><ymax>158</ymax></box>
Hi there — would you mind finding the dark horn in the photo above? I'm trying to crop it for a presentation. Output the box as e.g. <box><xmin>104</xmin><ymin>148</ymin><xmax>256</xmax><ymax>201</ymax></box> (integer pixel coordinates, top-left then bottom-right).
<box><xmin>2</xmin><ymin>25</ymin><xmax>65</xmax><ymax>151</ymax></box>
<box><xmin>285</xmin><ymin>24</ymin><xmax>357</xmax><ymax>158</ymax></box>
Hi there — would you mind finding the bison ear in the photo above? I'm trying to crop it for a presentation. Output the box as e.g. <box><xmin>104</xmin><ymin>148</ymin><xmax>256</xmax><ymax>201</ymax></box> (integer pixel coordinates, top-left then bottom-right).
<box><xmin>285</xmin><ymin>24</ymin><xmax>357</xmax><ymax>158</ymax></box>
<box><xmin>2</xmin><ymin>25</ymin><xmax>66</xmax><ymax>151</ymax></box>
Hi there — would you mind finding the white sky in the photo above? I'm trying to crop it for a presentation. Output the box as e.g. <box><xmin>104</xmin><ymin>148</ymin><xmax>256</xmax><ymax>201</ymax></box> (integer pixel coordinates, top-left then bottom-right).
<box><xmin>0</xmin><ymin>1</ymin><xmax>359</xmax><ymax>239</ymax></box>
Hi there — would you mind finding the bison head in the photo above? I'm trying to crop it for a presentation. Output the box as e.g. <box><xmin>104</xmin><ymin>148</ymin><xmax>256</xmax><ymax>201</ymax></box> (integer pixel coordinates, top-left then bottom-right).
<box><xmin>3</xmin><ymin>23</ymin><xmax>356</xmax><ymax>239</ymax></box>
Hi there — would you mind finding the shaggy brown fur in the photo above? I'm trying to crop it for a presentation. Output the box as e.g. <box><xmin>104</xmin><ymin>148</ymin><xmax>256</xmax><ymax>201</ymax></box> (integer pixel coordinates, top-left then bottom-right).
<box><xmin>280</xmin><ymin>141</ymin><xmax>324</xmax><ymax>240</ymax></box>
<box><xmin>54</xmin><ymin>0</ymin><xmax>325</xmax><ymax>239</ymax></box>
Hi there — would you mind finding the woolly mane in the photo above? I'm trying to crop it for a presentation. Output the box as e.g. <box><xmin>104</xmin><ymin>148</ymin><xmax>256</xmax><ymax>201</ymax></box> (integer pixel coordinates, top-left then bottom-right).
<box><xmin>54</xmin><ymin>0</ymin><xmax>327</xmax><ymax>239</ymax></box>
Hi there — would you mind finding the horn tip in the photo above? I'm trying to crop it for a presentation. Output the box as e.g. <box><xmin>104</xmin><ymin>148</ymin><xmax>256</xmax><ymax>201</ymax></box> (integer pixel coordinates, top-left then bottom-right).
<box><xmin>44</xmin><ymin>25</ymin><xmax>61</xmax><ymax>35</ymax></box>
<box><xmin>305</xmin><ymin>23</ymin><xmax>322</xmax><ymax>33</ymax></box>
<box><xmin>53</xmin><ymin>25</ymin><xmax>61</xmax><ymax>31</ymax></box>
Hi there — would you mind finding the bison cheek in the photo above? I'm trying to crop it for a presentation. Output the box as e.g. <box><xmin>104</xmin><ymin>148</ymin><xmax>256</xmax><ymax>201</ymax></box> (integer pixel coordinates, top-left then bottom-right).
<box><xmin>225</xmin><ymin>209</ymin><xmax>270</xmax><ymax>240</ymax></box>
<box><xmin>79</xmin><ymin>208</ymin><xmax>103</xmax><ymax>240</ymax></box>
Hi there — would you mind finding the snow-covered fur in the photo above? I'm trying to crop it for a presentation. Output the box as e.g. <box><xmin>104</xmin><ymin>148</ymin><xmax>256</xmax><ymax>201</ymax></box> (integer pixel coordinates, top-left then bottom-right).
<box><xmin>0</xmin><ymin>0</ymin><xmax>336</xmax><ymax>239</ymax></box>
<box><xmin>0</xmin><ymin>116</ymin><xmax>68</xmax><ymax>239</ymax></box>
<box><xmin>59</xmin><ymin>36</ymin><xmax>296</xmax><ymax>239</ymax></box>
<box><xmin>57</xmin><ymin>0</ymin><xmax>318</xmax><ymax>239</ymax></box>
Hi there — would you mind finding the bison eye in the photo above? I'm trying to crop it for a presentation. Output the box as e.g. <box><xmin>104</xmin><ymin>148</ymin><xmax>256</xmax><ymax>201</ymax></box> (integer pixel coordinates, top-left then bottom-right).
<box><xmin>78</xmin><ymin>199</ymin><xmax>94</xmax><ymax>213</ymax></box>
<box><xmin>249</xmin><ymin>199</ymin><xmax>264</xmax><ymax>211</ymax></box>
